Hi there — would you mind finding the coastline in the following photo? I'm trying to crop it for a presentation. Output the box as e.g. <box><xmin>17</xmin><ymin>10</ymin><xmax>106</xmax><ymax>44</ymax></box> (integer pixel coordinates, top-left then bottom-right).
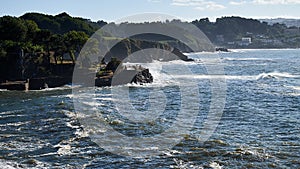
<box><xmin>0</xmin><ymin>62</ymin><xmax>154</xmax><ymax>91</ymax></box>
<box><xmin>2</xmin><ymin>47</ymin><xmax>299</xmax><ymax>91</ymax></box>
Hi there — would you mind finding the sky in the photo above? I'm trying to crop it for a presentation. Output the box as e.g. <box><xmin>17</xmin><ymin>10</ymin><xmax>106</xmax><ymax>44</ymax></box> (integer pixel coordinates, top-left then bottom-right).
<box><xmin>1</xmin><ymin>0</ymin><xmax>300</xmax><ymax>22</ymax></box>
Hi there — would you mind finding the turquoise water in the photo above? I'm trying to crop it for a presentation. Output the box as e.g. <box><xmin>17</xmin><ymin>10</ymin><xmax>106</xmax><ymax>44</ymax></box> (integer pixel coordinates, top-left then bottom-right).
<box><xmin>0</xmin><ymin>49</ymin><xmax>299</xmax><ymax>168</ymax></box>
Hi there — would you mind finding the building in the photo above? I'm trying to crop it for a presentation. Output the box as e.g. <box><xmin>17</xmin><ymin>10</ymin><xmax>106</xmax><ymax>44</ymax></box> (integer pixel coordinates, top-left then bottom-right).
<box><xmin>238</xmin><ymin>37</ymin><xmax>252</xmax><ymax>46</ymax></box>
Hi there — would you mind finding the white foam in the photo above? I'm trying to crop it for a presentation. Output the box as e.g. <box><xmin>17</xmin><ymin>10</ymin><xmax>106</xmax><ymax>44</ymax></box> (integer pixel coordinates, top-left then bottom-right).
<box><xmin>0</xmin><ymin>160</ymin><xmax>22</xmax><ymax>169</ymax></box>
<box><xmin>209</xmin><ymin>162</ymin><xmax>223</xmax><ymax>169</ymax></box>
<box><xmin>284</xmin><ymin>85</ymin><xmax>300</xmax><ymax>96</ymax></box>
<box><xmin>229</xmin><ymin>48</ymin><xmax>298</xmax><ymax>52</ymax></box>
<box><xmin>82</xmin><ymin>101</ymin><xmax>102</xmax><ymax>107</ymax></box>
<box><xmin>0</xmin><ymin>109</ymin><xmax>24</xmax><ymax>114</ymax></box>
<box><xmin>153</xmin><ymin>71</ymin><xmax>299</xmax><ymax>82</ymax></box>
<box><xmin>228</xmin><ymin>49</ymin><xmax>246</xmax><ymax>53</ymax></box>
<box><xmin>31</xmin><ymin>84</ymin><xmax>82</xmax><ymax>92</ymax></box>
<box><xmin>74</xmin><ymin>129</ymin><xmax>90</xmax><ymax>138</ymax></box>
<box><xmin>55</xmin><ymin>144</ymin><xmax>72</xmax><ymax>155</ymax></box>
<box><xmin>223</xmin><ymin>57</ymin><xmax>272</xmax><ymax>61</ymax></box>
<box><xmin>289</xmin><ymin>86</ymin><xmax>300</xmax><ymax>91</ymax></box>
<box><xmin>0</xmin><ymin>114</ymin><xmax>26</xmax><ymax>118</ymax></box>
<box><xmin>172</xmin><ymin>159</ymin><xmax>203</xmax><ymax>169</ymax></box>
<box><xmin>136</xmin><ymin>61</ymin><xmax>179</xmax><ymax>87</ymax></box>
<box><xmin>171</xmin><ymin>74</ymin><xmax>255</xmax><ymax>80</ymax></box>
<box><xmin>288</xmin><ymin>93</ymin><xmax>300</xmax><ymax>96</ymax></box>
<box><xmin>95</xmin><ymin>97</ymin><xmax>115</xmax><ymax>101</ymax></box>
<box><xmin>66</xmin><ymin>121</ymin><xmax>80</xmax><ymax>129</ymax></box>
<box><xmin>0</xmin><ymin>121</ymin><xmax>30</xmax><ymax>127</ymax></box>
<box><xmin>184</xmin><ymin>51</ymin><xmax>216</xmax><ymax>55</ymax></box>
<box><xmin>66</xmin><ymin>94</ymin><xmax>74</xmax><ymax>98</ymax></box>
<box><xmin>256</xmin><ymin>72</ymin><xmax>299</xmax><ymax>80</ymax></box>
<box><xmin>62</xmin><ymin>110</ymin><xmax>86</xmax><ymax>119</ymax></box>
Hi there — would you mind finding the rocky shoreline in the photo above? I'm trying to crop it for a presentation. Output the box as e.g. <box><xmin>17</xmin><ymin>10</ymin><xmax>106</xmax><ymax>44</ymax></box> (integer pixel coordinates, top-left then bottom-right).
<box><xmin>0</xmin><ymin>76</ymin><xmax>72</xmax><ymax>91</ymax></box>
<box><xmin>0</xmin><ymin>66</ymin><xmax>153</xmax><ymax>91</ymax></box>
<box><xmin>0</xmin><ymin>38</ymin><xmax>193</xmax><ymax>91</ymax></box>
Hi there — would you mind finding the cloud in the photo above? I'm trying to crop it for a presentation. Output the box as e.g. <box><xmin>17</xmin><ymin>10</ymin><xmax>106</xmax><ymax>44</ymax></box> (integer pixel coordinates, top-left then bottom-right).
<box><xmin>229</xmin><ymin>0</ymin><xmax>300</xmax><ymax>5</ymax></box>
<box><xmin>229</xmin><ymin>1</ymin><xmax>248</xmax><ymax>5</ymax></box>
<box><xmin>171</xmin><ymin>0</ymin><xmax>226</xmax><ymax>11</ymax></box>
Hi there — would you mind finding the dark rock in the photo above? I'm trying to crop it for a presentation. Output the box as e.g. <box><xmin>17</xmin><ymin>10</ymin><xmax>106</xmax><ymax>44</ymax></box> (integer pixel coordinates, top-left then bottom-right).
<box><xmin>28</xmin><ymin>78</ymin><xmax>47</xmax><ymax>90</ymax></box>
<box><xmin>172</xmin><ymin>48</ymin><xmax>193</xmax><ymax>61</ymax></box>
<box><xmin>46</xmin><ymin>76</ymin><xmax>72</xmax><ymax>88</ymax></box>
<box><xmin>185</xmin><ymin>58</ymin><xmax>194</xmax><ymax>62</ymax></box>
<box><xmin>95</xmin><ymin>68</ymin><xmax>153</xmax><ymax>87</ymax></box>
<box><xmin>131</xmin><ymin>69</ymin><xmax>153</xmax><ymax>84</ymax></box>
<box><xmin>0</xmin><ymin>81</ymin><xmax>28</xmax><ymax>91</ymax></box>
<box><xmin>216</xmin><ymin>47</ymin><xmax>229</xmax><ymax>52</ymax></box>
<box><xmin>105</xmin><ymin>58</ymin><xmax>121</xmax><ymax>72</ymax></box>
<box><xmin>28</xmin><ymin>76</ymin><xmax>72</xmax><ymax>90</ymax></box>
<box><xmin>95</xmin><ymin>77</ymin><xmax>112</xmax><ymax>87</ymax></box>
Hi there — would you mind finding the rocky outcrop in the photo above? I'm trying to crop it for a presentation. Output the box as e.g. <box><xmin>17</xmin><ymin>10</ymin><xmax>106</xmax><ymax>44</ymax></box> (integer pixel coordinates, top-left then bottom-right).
<box><xmin>95</xmin><ymin>58</ymin><xmax>153</xmax><ymax>87</ymax></box>
<box><xmin>95</xmin><ymin>68</ymin><xmax>153</xmax><ymax>87</ymax></box>
<box><xmin>216</xmin><ymin>47</ymin><xmax>229</xmax><ymax>52</ymax></box>
<box><xmin>172</xmin><ymin>48</ymin><xmax>194</xmax><ymax>61</ymax></box>
<box><xmin>131</xmin><ymin>69</ymin><xmax>153</xmax><ymax>84</ymax></box>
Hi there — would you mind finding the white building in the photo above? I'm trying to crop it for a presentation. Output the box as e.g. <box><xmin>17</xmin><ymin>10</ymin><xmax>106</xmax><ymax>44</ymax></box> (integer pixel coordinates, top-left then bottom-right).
<box><xmin>239</xmin><ymin>37</ymin><xmax>252</xmax><ymax>46</ymax></box>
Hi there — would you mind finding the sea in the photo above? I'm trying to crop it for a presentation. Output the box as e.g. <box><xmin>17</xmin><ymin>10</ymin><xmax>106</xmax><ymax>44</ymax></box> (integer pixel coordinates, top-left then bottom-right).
<box><xmin>0</xmin><ymin>49</ymin><xmax>299</xmax><ymax>168</ymax></box>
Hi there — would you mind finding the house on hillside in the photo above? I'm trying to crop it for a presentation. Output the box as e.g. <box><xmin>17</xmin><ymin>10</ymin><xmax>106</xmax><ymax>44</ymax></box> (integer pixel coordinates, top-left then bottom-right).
<box><xmin>238</xmin><ymin>37</ymin><xmax>252</xmax><ymax>46</ymax></box>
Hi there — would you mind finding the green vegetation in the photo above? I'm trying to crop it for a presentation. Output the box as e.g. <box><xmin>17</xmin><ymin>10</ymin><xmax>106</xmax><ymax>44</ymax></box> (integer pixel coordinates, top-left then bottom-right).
<box><xmin>192</xmin><ymin>16</ymin><xmax>300</xmax><ymax>48</ymax></box>
<box><xmin>1</xmin><ymin>12</ymin><xmax>300</xmax><ymax>82</ymax></box>
<box><xmin>20</xmin><ymin>12</ymin><xmax>106</xmax><ymax>35</ymax></box>
<box><xmin>0</xmin><ymin>13</ymin><xmax>101</xmax><ymax>81</ymax></box>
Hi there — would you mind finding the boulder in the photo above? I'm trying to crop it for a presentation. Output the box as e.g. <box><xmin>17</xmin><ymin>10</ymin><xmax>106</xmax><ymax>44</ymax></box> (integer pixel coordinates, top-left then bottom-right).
<box><xmin>95</xmin><ymin>68</ymin><xmax>153</xmax><ymax>87</ymax></box>
<box><xmin>131</xmin><ymin>69</ymin><xmax>153</xmax><ymax>84</ymax></box>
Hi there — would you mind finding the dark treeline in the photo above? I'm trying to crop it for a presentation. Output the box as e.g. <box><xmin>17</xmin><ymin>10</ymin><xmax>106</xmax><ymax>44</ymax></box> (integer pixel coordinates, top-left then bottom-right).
<box><xmin>20</xmin><ymin>12</ymin><xmax>106</xmax><ymax>35</ymax></box>
<box><xmin>1</xmin><ymin>12</ymin><xmax>300</xmax><ymax>81</ymax></box>
<box><xmin>192</xmin><ymin>17</ymin><xmax>300</xmax><ymax>48</ymax></box>
<box><xmin>0</xmin><ymin>12</ymin><xmax>107</xmax><ymax>81</ymax></box>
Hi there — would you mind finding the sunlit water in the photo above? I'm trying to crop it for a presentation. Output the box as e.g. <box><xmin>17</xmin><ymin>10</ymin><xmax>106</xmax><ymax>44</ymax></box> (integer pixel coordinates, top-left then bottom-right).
<box><xmin>0</xmin><ymin>49</ymin><xmax>299</xmax><ymax>168</ymax></box>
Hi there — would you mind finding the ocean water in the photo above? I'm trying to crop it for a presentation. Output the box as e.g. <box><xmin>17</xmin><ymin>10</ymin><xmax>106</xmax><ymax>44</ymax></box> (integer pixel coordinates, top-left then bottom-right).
<box><xmin>0</xmin><ymin>49</ymin><xmax>299</xmax><ymax>168</ymax></box>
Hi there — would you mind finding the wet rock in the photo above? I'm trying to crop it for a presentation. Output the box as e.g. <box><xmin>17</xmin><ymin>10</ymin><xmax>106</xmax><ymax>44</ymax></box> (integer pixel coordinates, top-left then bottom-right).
<box><xmin>131</xmin><ymin>69</ymin><xmax>153</xmax><ymax>84</ymax></box>
<box><xmin>95</xmin><ymin>68</ymin><xmax>153</xmax><ymax>87</ymax></box>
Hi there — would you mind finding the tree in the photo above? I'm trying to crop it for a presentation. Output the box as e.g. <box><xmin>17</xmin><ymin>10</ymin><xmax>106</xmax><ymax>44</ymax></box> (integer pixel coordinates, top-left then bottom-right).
<box><xmin>0</xmin><ymin>41</ymin><xmax>23</xmax><ymax>79</ymax></box>
<box><xmin>49</xmin><ymin>34</ymin><xmax>66</xmax><ymax>64</ymax></box>
<box><xmin>63</xmin><ymin>31</ymin><xmax>88</xmax><ymax>64</ymax></box>
<box><xmin>24</xmin><ymin>20</ymin><xmax>39</xmax><ymax>41</ymax></box>
<box><xmin>0</xmin><ymin>16</ymin><xmax>27</xmax><ymax>41</ymax></box>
